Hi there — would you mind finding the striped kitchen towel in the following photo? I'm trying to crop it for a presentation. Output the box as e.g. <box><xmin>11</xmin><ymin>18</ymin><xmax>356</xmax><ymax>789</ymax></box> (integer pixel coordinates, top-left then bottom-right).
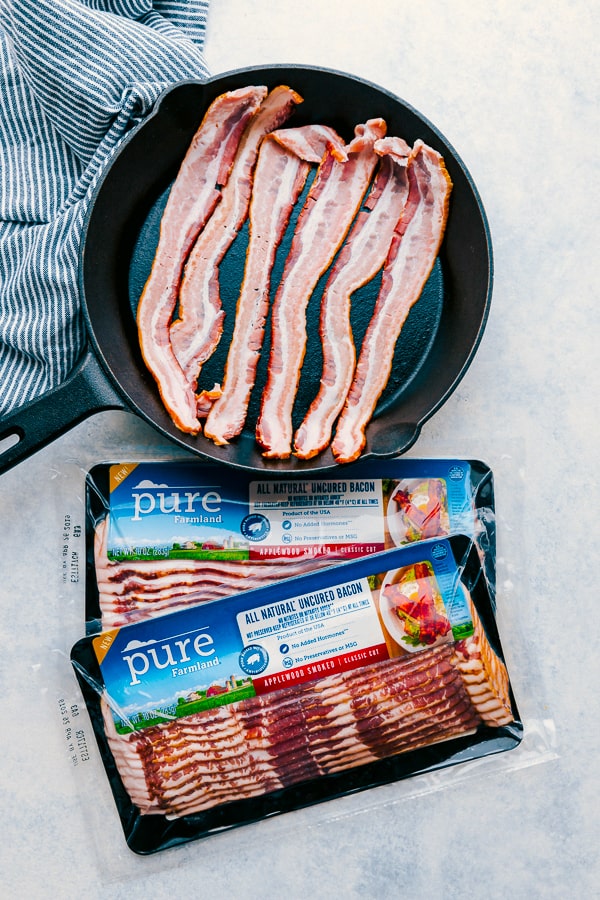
<box><xmin>0</xmin><ymin>0</ymin><xmax>210</xmax><ymax>417</ymax></box>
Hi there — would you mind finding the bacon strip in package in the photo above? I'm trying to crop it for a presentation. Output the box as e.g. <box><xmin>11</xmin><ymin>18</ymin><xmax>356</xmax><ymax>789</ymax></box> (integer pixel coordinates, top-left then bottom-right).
<box><xmin>71</xmin><ymin>532</ymin><xmax>521</xmax><ymax>854</ymax></box>
<box><xmin>84</xmin><ymin>458</ymin><xmax>496</xmax><ymax>632</ymax></box>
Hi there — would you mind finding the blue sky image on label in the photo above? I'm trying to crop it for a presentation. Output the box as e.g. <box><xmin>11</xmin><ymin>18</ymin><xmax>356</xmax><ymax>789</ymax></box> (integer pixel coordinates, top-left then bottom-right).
<box><xmin>101</xmin><ymin>604</ymin><xmax>246</xmax><ymax>718</ymax></box>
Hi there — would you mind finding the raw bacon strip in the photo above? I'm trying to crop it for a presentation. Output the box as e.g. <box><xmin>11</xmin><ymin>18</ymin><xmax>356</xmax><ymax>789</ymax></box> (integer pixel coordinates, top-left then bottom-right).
<box><xmin>97</xmin><ymin>562</ymin><xmax>330</xmax><ymax>595</ymax></box>
<box><xmin>204</xmin><ymin>124</ymin><xmax>347</xmax><ymax>446</ymax></box>
<box><xmin>97</xmin><ymin>565</ymin><xmax>334</xmax><ymax>628</ymax></box>
<box><xmin>169</xmin><ymin>86</ymin><xmax>303</xmax><ymax>390</ymax></box>
<box><xmin>96</xmin><ymin>554</ymin><xmax>330</xmax><ymax>586</ymax></box>
<box><xmin>332</xmin><ymin>140</ymin><xmax>453</xmax><ymax>464</ymax></box>
<box><xmin>256</xmin><ymin>118</ymin><xmax>388</xmax><ymax>459</ymax></box>
<box><xmin>96</xmin><ymin>560</ymin><xmax>327</xmax><ymax>590</ymax></box>
<box><xmin>93</xmin><ymin>516</ymin><xmax>334</xmax><ymax>627</ymax></box>
<box><xmin>97</xmin><ymin>568</ymin><xmax>332</xmax><ymax>624</ymax></box>
<box><xmin>136</xmin><ymin>85</ymin><xmax>267</xmax><ymax>433</ymax></box>
<box><xmin>293</xmin><ymin>137</ymin><xmax>412</xmax><ymax>459</ymax></box>
<box><xmin>453</xmin><ymin>594</ymin><xmax>513</xmax><ymax>726</ymax></box>
<box><xmin>270</xmin><ymin>125</ymin><xmax>347</xmax><ymax>163</ymax></box>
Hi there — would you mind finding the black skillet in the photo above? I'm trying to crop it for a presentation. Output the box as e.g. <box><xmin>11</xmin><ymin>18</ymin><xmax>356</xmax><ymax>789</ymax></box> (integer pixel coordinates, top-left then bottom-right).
<box><xmin>0</xmin><ymin>64</ymin><xmax>493</xmax><ymax>476</ymax></box>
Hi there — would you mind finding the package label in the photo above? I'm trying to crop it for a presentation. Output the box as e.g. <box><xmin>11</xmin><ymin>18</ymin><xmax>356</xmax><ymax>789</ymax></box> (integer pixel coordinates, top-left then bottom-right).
<box><xmin>235</xmin><ymin>576</ymin><xmax>388</xmax><ymax>692</ymax></box>
<box><xmin>106</xmin><ymin>462</ymin><xmax>250</xmax><ymax>562</ymax></box>
<box><xmin>94</xmin><ymin>539</ymin><xmax>474</xmax><ymax>735</ymax></box>
<box><xmin>105</xmin><ymin>460</ymin><xmax>475</xmax><ymax>563</ymax></box>
<box><xmin>247</xmin><ymin>477</ymin><xmax>384</xmax><ymax>558</ymax></box>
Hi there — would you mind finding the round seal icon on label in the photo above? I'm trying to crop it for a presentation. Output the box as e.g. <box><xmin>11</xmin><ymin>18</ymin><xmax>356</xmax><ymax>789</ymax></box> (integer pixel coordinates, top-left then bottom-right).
<box><xmin>239</xmin><ymin>645</ymin><xmax>269</xmax><ymax>675</ymax></box>
<box><xmin>240</xmin><ymin>514</ymin><xmax>270</xmax><ymax>542</ymax></box>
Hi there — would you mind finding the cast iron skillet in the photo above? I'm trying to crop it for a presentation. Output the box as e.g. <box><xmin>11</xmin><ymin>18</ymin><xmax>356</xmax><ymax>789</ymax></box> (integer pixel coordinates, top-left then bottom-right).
<box><xmin>0</xmin><ymin>64</ymin><xmax>493</xmax><ymax>476</ymax></box>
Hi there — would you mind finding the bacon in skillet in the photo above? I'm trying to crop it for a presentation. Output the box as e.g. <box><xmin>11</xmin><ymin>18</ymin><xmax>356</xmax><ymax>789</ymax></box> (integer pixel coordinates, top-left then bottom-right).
<box><xmin>255</xmin><ymin>118</ymin><xmax>387</xmax><ymax>458</ymax></box>
<box><xmin>204</xmin><ymin>124</ymin><xmax>346</xmax><ymax>446</ymax></box>
<box><xmin>136</xmin><ymin>86</ymin><xmax>267</xmax><ymax>434</ymax></box>
<box><xmin>332</xmin><ymin>140</ymin><xmax>453</xmax><ymax>464</ymax></box>
<box><xmin>293</xmin><ymin>137</ymin><xmax>411</xmax><ymax>459</ymax></box>
<box><xmin>169</xmin><ymin>86</ymin><xmax>303</xmax><ymax>392</ymax></box>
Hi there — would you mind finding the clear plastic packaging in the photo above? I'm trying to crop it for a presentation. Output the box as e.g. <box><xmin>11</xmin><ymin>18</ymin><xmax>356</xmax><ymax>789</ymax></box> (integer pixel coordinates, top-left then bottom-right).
<box><xmin>72</xmin><ymin>531</ymin><xmax>521</xmax><ymax>854</ymax></box>
<box><xmin>43</xmin><ymin>448</ymin><xmax>557</xmax><ymax>871</ymax></box>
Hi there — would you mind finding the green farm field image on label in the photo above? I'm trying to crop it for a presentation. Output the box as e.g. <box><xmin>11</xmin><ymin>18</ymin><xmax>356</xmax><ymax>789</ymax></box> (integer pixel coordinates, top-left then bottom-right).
<box><xmin>114</xmin><ymin>679</ymin><xmax>256</xmax><ymax>734</ymax></box>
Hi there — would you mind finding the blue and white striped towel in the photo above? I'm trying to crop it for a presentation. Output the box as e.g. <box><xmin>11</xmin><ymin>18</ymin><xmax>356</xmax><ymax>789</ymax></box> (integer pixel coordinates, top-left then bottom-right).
<box><xmin>0</xmin><ymin>0</ymin><xmax>210</xmax><ymax>417</ymax></box>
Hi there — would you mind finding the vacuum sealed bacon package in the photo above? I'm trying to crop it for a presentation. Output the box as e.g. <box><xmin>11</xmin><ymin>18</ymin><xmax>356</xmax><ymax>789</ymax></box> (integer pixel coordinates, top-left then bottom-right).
<box><xmin>84</xmin><ymin>458</ymin><xmax>496</xmax><ymax>632</ymax></box>
<box><xmin>71</xmin><ymin>531</ymin><xmax>522</xmax><ymax>854</ymax></box>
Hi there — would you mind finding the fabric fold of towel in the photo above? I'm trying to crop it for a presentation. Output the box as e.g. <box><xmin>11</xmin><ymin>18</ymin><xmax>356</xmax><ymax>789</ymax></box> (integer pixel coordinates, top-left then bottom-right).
<box><xmin>0</xmin><ymin>0</ymin><xmax>210</xmax><ymax>417</ymax></box>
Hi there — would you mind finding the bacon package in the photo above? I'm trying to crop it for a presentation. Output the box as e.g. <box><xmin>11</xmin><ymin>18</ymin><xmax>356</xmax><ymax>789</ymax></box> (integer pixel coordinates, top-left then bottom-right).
<box><xmin>71</xmin><ymin>533</ymin><xmax>521</xmax><ymax>854</ymax></box>
<box><xmin>84</xmin><ymin>458</ymin><xmax>496</xmax><ymax>632</ymax></box>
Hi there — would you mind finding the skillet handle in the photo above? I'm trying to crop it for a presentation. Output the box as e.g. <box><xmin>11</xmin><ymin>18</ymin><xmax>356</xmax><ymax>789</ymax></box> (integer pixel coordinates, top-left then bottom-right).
<box><xmin>368</xmin><ymin>422</ymin><xmax>421</xmax><ymax>457</ymax></box>
<box><xmin>0</xmin><ymin>348</ymin><xmax>127</xmax><ymax>476</ymax></box>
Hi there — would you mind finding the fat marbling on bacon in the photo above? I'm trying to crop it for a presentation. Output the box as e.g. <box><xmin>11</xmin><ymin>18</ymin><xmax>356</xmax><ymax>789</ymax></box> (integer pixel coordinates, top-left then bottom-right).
<box><xmin>101</xmin><ymin>590</ymin><xmax>513</xmax><ymax>818</ymax></box>
<box><xmin>169</xmin><ymin>86</ymin><xmax>304</xmax><ymax>393</ymax></box>
<box><xmin>331</xmin><ymin>140</ymin><xmax>453</xmax><ymax>464</ymax></box>
<box><xmin>255</xmin><ymin>118</ymin><xmax>388</xmax><ymax>459</ymax></box>
<box><xmin>136</xmin><ymin>85</ymin><xmax>267</xmax><ymax>434</ymax></box>
<box><xmin>93</xmin><ymin>515</ymin><xmax>333</xmax><ymax>628</ymax></box>
<box><xmin>136</xmin><ymin>84</ymin><xmax>454</xmax><ymax>462</ymax></box>
<box><xmin>293</xmin><ymin>136</ymin><xmax>412</xmax><ymax>460</ymax></box>
<box><xmin>204</xmin><ymin>124</ymin><xmax>347</xmax><ymax>446</ymax></box>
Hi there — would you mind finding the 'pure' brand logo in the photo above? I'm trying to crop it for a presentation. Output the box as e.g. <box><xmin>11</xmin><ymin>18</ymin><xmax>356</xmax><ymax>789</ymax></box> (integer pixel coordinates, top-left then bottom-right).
<box><xmin>132</xmin><ymin>488</ymin><xmax>222</xmax><ymax>521</ymax></box>
<box><xmin>122</xmin><ymin>629</ymin><xmax>216</xmax><ymax>685</ymax></box>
